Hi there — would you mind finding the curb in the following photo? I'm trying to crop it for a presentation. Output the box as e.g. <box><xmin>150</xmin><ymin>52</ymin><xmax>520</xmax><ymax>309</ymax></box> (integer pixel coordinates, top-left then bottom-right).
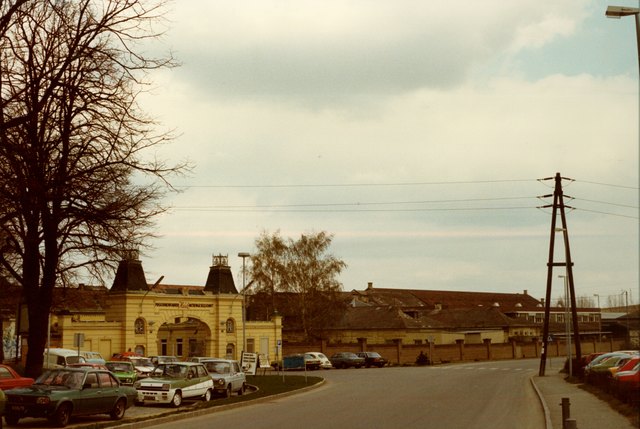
<box><xmin>108</xmin><ymin>378</ymin><xmax>326</xmax><ymax>429</ymax></box>
<box><xmin>530</xmin><ymin>376</ymin><xmax>553</xmax><ymax>429</ymax></box>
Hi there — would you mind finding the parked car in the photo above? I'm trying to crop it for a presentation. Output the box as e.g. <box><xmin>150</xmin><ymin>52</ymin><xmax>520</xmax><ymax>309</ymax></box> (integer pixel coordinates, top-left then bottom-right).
<box><xmin>585</xmin><ymin>354</ymin><xmax>633</xmax><ymax>386</ymax></box>
<box><xmin>149</xmin><ymin>356</ymin><xmax>179</xmax><ymax>367</ymax></box>
<box><xmin>126</xmin><ymin>356</ymin><xmax>155</xmax><ymax>378</ymax></box>
<box><xmin>189</xmin><ymin>357</ymin><xmax>217</xmax><ymax>363</ymax></box>
<box><xmin>43</xmin><ymin>348</ymin><xmax>86</xmax><ymax>369</ymax></box>
<box><xmin>306</xmin><ymin>352</ymin><xmax>332</xmax><ymax>369</ymax></box>
<box><xmin>3</xmin><ymin>367</ymin><xmax>137</xmax><ymax>427</ymax></box>
<box><xmin>67</xmin><ymin>362</ymin><xmax>108</xmax><ymax>370</ymax></box>
<box><xmin>201</xmin><ymin>359</ymin><xmax>246</xmax><ymax>397</ymax></box>
<box><xmin>80</xmin><ymin>351</ymin><xmax>106</xmax><ymax>364</ymax></box>
<box><xmin>612</xmin><ymin>360</ymin><xmax>640</xmax><ymax>403</ymax></box>
<box><xmin>134</xmin><ymin>362</ymin><xmax>213</xmax><ymax>407</ymax></box>
<box><xmin>105</xmin><ymin>361</ymin><xmax>137</xmax><ymax>386</ymax></box>
<box><xmin>0</xmin><ymin>365</ymin><xmax>34</xmax><ymax>391</ymax></box>
<box><xmin>356</xmin><ymin>351</ymin><xmax>387</xmax><ymax>368</ymax></box>
<box><xmin>329</xmin><ymin>352</ymin><xmax>365</xmax><ymax>369</ymax></box>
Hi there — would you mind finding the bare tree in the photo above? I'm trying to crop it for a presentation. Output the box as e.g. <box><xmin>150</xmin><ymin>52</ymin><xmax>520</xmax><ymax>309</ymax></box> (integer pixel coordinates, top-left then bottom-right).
<box><xmin>0</xmin><ymin>0</ymin><xmax>186</xmax><ymax>377</ymax></box>
<box><xmin>249</xmin><ymin>230</ymin><xmax>347</xmax><ymax>340</ymax></box>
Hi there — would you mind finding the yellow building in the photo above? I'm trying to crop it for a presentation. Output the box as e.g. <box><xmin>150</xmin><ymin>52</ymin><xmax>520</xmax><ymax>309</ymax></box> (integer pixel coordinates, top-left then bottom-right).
<box><xmin>42</xmin><ymin>254</ymin><xmax>282</xmax><ymax>363</ymax></box>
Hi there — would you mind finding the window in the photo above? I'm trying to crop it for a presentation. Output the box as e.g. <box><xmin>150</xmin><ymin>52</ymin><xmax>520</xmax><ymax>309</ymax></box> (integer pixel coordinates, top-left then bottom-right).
<box><xmin>161</xmin><ymin>339</ymin><xmax>167</xmax><ymax>355</ymax></box>
<box><xmin>176</xmin><ymin>338</ymin><xmax>183</xmax><ymax>357</ymax></box>
<box><xmin>226</xmin><ymin>343</ymin><xmax>235</xmax><ymax>359</ymax></box>
<box><xmin>247</xmin><ymin>338</ymin><xmax>255</xmax><ymax>353</ymax></box>
<box><xmin>135</xmin><ymin>345</ymin><xmax>145</xmax><ymax>356</ymax></box>
<box><xmin>98</xmin><ymin>372</ymin><xmax>116</xmax><ymax>387</ymax></box>
<box><xmin>226</xmin><ymin>319</ymin><xmax>235</xmax><ymax>333</ymax></box>
<box><xmin>85</xmin><ymin>373</ymin><xmax>98</xmax><ymax>388</ymax></box>
<box><xmin>134</xmin><ymin>318</ymin><xmax>145</xmax><ymax>334</ymax></box>
<box><xmin>414</xmin><ymin>339</ymin><xmax>423</xmax><ymax>345</ymax></box>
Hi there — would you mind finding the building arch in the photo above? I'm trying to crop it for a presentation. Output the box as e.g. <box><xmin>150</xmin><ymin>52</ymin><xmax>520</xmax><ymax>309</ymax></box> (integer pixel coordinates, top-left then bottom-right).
<box><xmin>156</xmin><ymin>316</ymin><xmax>212</xmax><ymax>359</ymax></box>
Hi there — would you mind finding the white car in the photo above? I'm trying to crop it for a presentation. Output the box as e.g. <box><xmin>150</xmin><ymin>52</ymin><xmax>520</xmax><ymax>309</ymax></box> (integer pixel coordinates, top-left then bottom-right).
<box><xmin>202</xmin><ymin>359</ymin><xmax>247</xmax><ymax>397</ymax></box>
<box><xmin>306</xmin><ymin>352</ymin><xmax>333</xmax><ymax>369</ymax></box>
<box><xmin>134</xmin><ymin>362</ymin><xmax>214</xmax><ymax>407</ymax></box>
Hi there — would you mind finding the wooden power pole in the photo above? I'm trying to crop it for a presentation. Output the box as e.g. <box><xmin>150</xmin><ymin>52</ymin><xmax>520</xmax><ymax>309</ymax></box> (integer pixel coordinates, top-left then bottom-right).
<box><xmin>539</xmin><ymin>173</ymin><xmax>582</xmax><ymax>376</ymax></box>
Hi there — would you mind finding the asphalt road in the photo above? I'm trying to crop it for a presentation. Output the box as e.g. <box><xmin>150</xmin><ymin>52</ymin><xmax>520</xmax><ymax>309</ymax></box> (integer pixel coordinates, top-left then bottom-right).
<box><xmin>149</xmin><ymin>358</ymin><xmax>551</xmax><ymax>429</ymax></box>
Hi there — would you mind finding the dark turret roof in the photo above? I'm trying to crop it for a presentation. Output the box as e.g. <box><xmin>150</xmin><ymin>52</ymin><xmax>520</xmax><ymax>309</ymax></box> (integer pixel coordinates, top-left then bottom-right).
<box><xmin>204</xmin><ymin>255</ymin><xmax>238</xmax><ymax>294</ymax></box>
<box><xmin>110</xmin><ymin>257</ymin><xmax>148</xmax><ymax>292</ymax></box>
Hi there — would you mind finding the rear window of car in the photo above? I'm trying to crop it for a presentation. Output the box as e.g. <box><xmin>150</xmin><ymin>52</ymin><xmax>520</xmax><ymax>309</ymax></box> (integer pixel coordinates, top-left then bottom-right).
<box><xmin>0</xmin><ymin>367</ymin><xmax>11</xmax><ymax>379</ymax></box>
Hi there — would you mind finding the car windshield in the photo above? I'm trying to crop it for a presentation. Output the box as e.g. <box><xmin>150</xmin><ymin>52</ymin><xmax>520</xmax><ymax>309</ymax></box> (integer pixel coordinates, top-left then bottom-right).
<box><xmin>106</xmin><ymin>362</ymin><xmax>133</xmax><ymax>372</ymax></box>
<box><xmin>129</xmin><ymin>357</ymin><xmax>153</xmax><ymax>367</ymax></box>
<box><xmin>35</xmin><ymin>370</ymin><xmax>83</xmax><ymax>389</ymax></box>
<box><xmin>368</xmin><ymin>352</ymin><xmax>381</xmax><ymax>358</ymax></box>
<box><xmin>204</xmin><ymin>361</ymin><xmax>231</xmax><ymax>374</ymax></box>
<box><xmin>155</xmin><ymin>364</ymin><xmax>188</xmax><ymax>378</ymax></box>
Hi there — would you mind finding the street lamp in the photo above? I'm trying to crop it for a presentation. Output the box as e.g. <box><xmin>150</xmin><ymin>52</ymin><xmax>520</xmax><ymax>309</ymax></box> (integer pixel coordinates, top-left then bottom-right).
<box><xmin>593</xmin><ymin>293</ymin><xmax>602</xmax><ymax>344</ymax></box>
<box><xmin>605</xmin><ymin>5</ymin><xmax>640</xmax><ymax>75</ymax></box>
<box><xmin>559</xmin><ymin>274</ymin><xmax>572</xmax><ymax>377</ymax></box>
<box><xmin>238</xmin><ymin>252</ymin><xmax>250</xmax><ymax>354</ymax></box>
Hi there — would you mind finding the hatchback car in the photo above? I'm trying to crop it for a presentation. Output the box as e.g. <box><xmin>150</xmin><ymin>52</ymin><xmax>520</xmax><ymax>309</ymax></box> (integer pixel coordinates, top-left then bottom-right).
<box><xmin>202</xmin><ymin>359</ymin><xmax>246</xmax><ymax>397</ymax></box>
<box><xmin>134</xmin><ymin>362</ymin><xmax>213</xmax><ymax>407</ymax></box>
<box><xmin>329</xmin><ymin>352</ymin><xmax>365</xmax><ymax>369</ymax></box>
<box><xmin>105</xmin><ymin>361</ymin><xmax>137</xmax><ymax>386</ymax></box>
<box><xmin>3</xmin><ymin>368</ymin><xmax>137</xmax><ymax>427</ymax></box>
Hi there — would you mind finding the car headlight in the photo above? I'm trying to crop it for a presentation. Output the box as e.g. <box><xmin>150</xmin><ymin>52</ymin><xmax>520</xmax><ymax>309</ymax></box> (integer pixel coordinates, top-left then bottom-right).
<box><xmin>36</xmin><ymin>397</ymin><xmax>50</xmax><ymax>405</ymax></box>
<box><xmin>161</xmin><ymin>383</ymin><xmax>171</xmax><ymax>391</ymax></box>
<box><xmin>216</xmin><ymin>379</ymin><xmax>225</xmax><ymax>386</ymax></box>
<box><xmin>134</xmin><ymin>381</ymin><xmax>141</xmax><ymax>389</ymax></box>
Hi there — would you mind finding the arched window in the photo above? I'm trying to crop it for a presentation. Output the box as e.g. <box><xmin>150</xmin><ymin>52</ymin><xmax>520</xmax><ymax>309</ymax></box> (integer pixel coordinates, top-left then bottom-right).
<box><xmin>226</xmin><ymin>318</ymin><xmax>235</xmax><ymax>333</ymax></box>
<box><xmin>134</xmin><ymin>318</ymin><xmax>145</xmax><ymax>334</ymax></box>
<box><xmin>135</xmin><ymin>345</ymin><xmax>145</xmax><ymax>356</ymax></box>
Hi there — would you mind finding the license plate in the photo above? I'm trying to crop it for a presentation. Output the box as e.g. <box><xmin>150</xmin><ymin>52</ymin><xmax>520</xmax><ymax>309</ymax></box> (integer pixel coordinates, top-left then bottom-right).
<box><xmin>144</xmin><ymin>395</ymin><xmax>155</xmax><ymax>401</ymax></box>
<box><xmin>11</xmin><ymin>405</ymin><xmax>25</xmax><ymax>412</ymax></box>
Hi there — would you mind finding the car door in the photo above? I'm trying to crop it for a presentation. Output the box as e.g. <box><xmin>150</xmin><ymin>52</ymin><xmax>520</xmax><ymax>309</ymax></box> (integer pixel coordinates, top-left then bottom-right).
<box><xmin>231</xmin><ymin>362</ymin><xmax>243</xmax><ymax>391</ymax></box>
<box><xmin>96</xmin><ymin>372</ymin><xmax>120</xmax><ymax>413</ymax></box>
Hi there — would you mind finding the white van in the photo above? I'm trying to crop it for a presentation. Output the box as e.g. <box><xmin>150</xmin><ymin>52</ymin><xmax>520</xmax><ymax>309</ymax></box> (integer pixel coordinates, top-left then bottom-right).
<box><xmin>80</xmin><ymin>351</ymin><xmax>105</xmax><ymax>364</ymax></box>
<box><xmin>43</xmin><ymin>348</ymin><xmax>86</xmax><ymax>369</ymax></box>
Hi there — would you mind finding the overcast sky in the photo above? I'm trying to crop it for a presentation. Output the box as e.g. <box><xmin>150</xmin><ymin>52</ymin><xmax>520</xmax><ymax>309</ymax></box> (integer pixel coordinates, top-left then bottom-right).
<box><xmin>134</xmin><ymin>0</ymin><xmax>639</xmax><ymax>307</ymax></box>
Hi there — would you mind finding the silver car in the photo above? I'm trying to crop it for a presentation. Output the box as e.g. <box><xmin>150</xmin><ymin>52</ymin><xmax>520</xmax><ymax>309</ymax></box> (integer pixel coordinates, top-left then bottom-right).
<box><xmin>202</xmin><ymin>359</ymin><xmax>247</xmax><ymax>397</ymax></box>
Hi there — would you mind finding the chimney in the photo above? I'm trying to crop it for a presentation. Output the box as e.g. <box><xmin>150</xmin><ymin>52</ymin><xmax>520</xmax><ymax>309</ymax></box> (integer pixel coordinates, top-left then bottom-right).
<box><xmin>367</xmin><ymin>282</ymin><xmax>373</xmax><ymax>290</ymax></box>
<box><xmin>523</xmin><ymin>289</ymin><xmax>528</xmax><ymax>295</ymax></box>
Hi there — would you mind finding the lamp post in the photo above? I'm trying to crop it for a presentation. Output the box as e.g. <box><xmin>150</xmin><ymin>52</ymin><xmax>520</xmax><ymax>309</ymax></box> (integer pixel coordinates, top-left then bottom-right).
<box><xmin>238</xmin><ymin>252</ymin><xmax>250</xmax><ymax>354</ymax></box>
<box><xmin>605</xmin><ymin>5</ymin><xmax>640</xmax><ymax>75</ymax></box>
<box><xmin>559</xmin><ymin>274</ymin><xmax>572</xmax><ymax>377</ymax></box>
<box><xmin>593</xmin><ymin>293</ymin><xmax>602</xmax><ymax>345</ymax></box>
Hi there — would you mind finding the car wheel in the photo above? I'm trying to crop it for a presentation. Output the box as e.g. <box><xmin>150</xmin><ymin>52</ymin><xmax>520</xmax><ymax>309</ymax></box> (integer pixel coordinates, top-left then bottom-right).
<box><xmin>238</xmin><ymin>382</ymin><xmax>246</xmax><ymax>395</ymax></box>
<box><xmin>203</xmin><ymin>389</ymin><xmax>212</xmax><ymax>402</ymax></box>
<box><xmin>110</xmin><ymin>398</ymin><xmax>126</xmax><ymax>420</ymax></box>
<box><xmin>52</xmin><ymin>403</ymin><xmax>72</xmax><ymax>427</ymax></box>
<box><xmin>224</xmin><ymin>385</ymin><xmax>232</xmax><ymax>398</ymax></box>
<box><xmin>171</xmin><ymin>391</ymin><xmax>182</xmax><ymax>408</ymax></box>
<box><xmin>5</xmin><ymin>413</ymin><xmax>20</xmax><ymax>426</ymax></box>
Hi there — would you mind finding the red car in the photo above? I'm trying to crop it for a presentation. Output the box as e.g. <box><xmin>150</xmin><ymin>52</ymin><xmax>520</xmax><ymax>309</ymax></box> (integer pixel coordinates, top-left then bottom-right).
<box><xmin>0</xmin><ymin>364</ymin><xmax>34</xmax><ymax>390</ymax></box>
<box><xmin>612</xmin><ymin>359</ymin><xmax>640</xmax><ymax>403</ymax></box>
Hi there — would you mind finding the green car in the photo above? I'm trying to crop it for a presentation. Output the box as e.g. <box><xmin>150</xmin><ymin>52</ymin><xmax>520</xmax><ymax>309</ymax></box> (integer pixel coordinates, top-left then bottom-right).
<box><xmin>134</xmin><ymin>362</ymin><xmax>214</xmax><ymax>407</ymax></box>
<box><xmin>105</xmin><ymin>361</ymin><xmax>137</xmax><ymax>386</ymax></box>
<box><xmin>4</xmin><ymin>368</ymin><xmax>137</xmax><ymax>427</ymax></box>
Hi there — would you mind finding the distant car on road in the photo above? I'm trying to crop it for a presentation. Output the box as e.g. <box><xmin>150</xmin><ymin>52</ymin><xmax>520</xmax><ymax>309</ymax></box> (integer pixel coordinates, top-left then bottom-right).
<box><xmin>0</xmin><ymin>365</ymin><xmax>34</xmax><ymax>391</ymax></box>
<box><xmin>356</xmin><ymin>352</ymin><xmax>387</xmax><ymax>368</ymax></box>
<box><xmin>202</xmin><ymin>359</ymin><xmax>246</xmax><ymax>397</ymax></box>
<box><xmin>134</xmin><ymin>362</ymin><xmax>213</xmax><ymax>407</ymax></box>
<box><xmin>329</xmin><ymin>352</ymin><xmax>365</xmax><ymax>369</ymax></box>
<box><xmin>3</xmin><ymin>367</ymin><xmax>137</xmax><ymax>427</ymax></box>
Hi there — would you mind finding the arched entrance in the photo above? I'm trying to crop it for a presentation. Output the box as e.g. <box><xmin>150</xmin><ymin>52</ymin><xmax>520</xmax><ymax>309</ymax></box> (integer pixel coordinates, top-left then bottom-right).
<box><xmin>156</xmin><ymin>317</ymin><xmax>212</xmax><ymax>359</ymax></box>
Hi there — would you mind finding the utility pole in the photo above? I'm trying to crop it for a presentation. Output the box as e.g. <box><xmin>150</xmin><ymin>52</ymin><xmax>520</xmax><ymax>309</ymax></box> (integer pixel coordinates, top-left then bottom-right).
<box><xmin>538</xmin><ymin>173</ymin><xmax>582</xmax><ymax>376</ymax></box>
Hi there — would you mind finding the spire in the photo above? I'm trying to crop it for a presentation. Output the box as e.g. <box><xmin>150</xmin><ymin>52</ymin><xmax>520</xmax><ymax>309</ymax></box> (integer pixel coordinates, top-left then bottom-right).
<box><xmin>110</xmin><ymin>250</ymin><xmax>148</xmax><ymax>292</ymax></box>
<box><xmin>204</xmin><ymin>254</ymin><xmax>238</xmax><ymax>294</ymax></box>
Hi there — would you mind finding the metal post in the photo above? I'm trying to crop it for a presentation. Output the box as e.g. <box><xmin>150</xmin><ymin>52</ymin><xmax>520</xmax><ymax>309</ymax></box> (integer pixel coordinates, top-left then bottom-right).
<box><xmin>560</xmin><ymin>397</ymin><xmax>571</xmax><ymax>429</ymax></box>
<box><xmin>238</xmin><ymin>252</ymin><xmax>250</xmax><ymax>354</ymax></box>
